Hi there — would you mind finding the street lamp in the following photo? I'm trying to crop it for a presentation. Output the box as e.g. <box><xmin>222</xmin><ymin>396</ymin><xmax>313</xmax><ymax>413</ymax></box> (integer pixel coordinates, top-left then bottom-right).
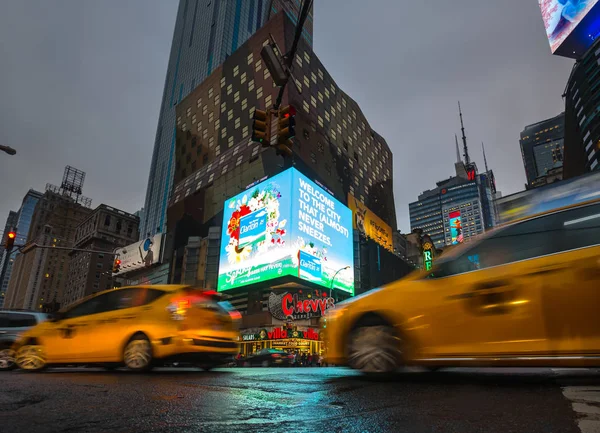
<box><xmin>0</xmin><ymin>145</ymin><xmax>16</xmax><ymax>156</ymax></box>
<box><xmin>330</xmin><ymin>265</ymin><xmax>351</xmax><ymax>300</ymax></box>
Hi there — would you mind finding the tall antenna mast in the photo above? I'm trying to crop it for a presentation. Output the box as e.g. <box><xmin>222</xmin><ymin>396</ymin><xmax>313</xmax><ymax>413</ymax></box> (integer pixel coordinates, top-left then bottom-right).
<box><xmin>482</xmin><ymin>142</ymin><xmax>489</xmax><ymax>173</ymax></box>
<box><xmin>458</xmin><ymin>101</ymin><xmax>470</xmax><ymax>165</ymax></box>
<box><xmin>455</xmin><ymin>134</ymin><xmax>461</xmax><ymax>163</ymax></box>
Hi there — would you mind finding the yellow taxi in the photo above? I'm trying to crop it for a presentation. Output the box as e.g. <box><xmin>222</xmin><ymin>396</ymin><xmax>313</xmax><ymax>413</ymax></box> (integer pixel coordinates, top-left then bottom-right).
<box><xmin>12</xmin><ymin>285</ymin><xmax>241</xmax><ymax>372</ymax></box>
<box><xmin>323</xmin><ymin>200</ymin><xmax>600</xmax><ymax>373</ymax></box>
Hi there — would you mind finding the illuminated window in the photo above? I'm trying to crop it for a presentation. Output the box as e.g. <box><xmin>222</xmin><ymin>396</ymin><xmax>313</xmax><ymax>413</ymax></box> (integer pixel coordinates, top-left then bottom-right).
<box><xmin>209</xmin><ymin>136</ymin><xmax>214</xmax><ymax>147</ymax></box>
<box><xmin>255</xmin><ymin>60</ymin><xmax>262</xmax><ymax>72</ymax></box>
<box><xmin>202</xmin><ymin>105</ymin><xmax>208</xmax><ymax>115</ymax></box>
<box><xmin>311</xmin><ymin>96</ymin><xmax>316</xmax><ymax>108</ymax></box>
<box><xmin>203</xmin><ymin>129</ymin><xmax>208</xmax><ymax>140</ymax></box>
<box><xmin>177</xmin><ymin>116</ymin><xmax>182</xmax><ymax>125</ymax></box>
<box><xmin>263</xmin><ymin>68</ymin><xmax>270</xmax><ymax>80</ymax></box>
<box><xmin>235</xmin><ymin>117</ymin><xmax>241</xmax><ymax>129</ymax></box>
<box><xmin>247</xmin><ymin>53</ymin><xmax>253</xmax><ymax>65</ymax></box>
<box><xmin>233</xmin><ymin>65</ymin><xmax>239</xmax><ymax>77</ymax></box>
<box><xmin>208</xmin><ymin>87</ymin><xmax>214</xmax><ymax>98</ymax></box>
<box><xmin>186</xmin><ymin>107</ymin><xmax>192</xmax><ymax>117</ymax></box>
<box><xmin>228</xmin><ymin>136</ymin><xmax>234</xmax><ymax>148</ymax></box>
<box><xmin>318</xmin><ymin>92</ymin><xmax>324</xmax><ymax>103</ymax></box>
<box><xmin>265</xmin><ymin>94</ymin><xmax>272</xmax><ymax>107</ymax></box>
<box><xmin>196</xmin><ymin>98</ymin><xmax>202</xmax><ymax>108</ymax></box>
<box><xmin>241</xmin><ymin>72</ymin><xmax>247</xmax><ymax>84</ymax></box>
<box><xmin>311</xmin><ymin>72</ymin><xmax>317</xmax><ymax>83</ymax></box>
<box><xmin>241</xmin><ymin>98</ymin><xmax>248</xmax><ymax>110</ymax></box>
<box><xmin>221</xmin><ymin>102</ymin><xmax>226</xmax><ymax>113</ymax></box>
<box><xmin>304</xmin><ymin>76</ymin><xmax>310</xmax><ymax>87</ymax></box>
<box><xmin>227</xmin><ymin>84</ymin><xmax>232</xmax><ymax>95</ymax></box>
<box><xmin>220</xmin><ymin>77</ymin><xmax>226</xmax><ymax>88</ymax></box>
<box><xmin>303</xmin><ymin>51</ymin><xmax>310</xmax><ymax>63</ymax></box>
<box><xmin>191</xmin><ymin>114</ymin><xmax>197</xmax><ymax>124</ymax></box>
<box><xmin>242</xmin><ymin>126</ymin><xmax>249</xmax><ymax>138</ymax></box>
<box><xmin>221</xmin><ymin>127</ymin><xmax>227</xmax><ymax>138</ymax></box>
<box><xmin>256</xmin><ymin>87</ymin><xmax>263</xmax><ymax>99</ymax></box>
<box><xmin>228</xmin><ymin>109</ymin><xmax>233</xmax><ymax>120</ymax></box>
<box><xmin>303</xmin><ymin>101</ymin><xmax>310</xmax><ymax>113</ymax></box>
<box><xmin>234</xmin><ymin>91</ymin><xmax>240</xmax><ymax>103</ymax></box>
<box><xmin>248</xmin><ymin>79</ymin><xmax>255</xmax><ymax>91</ymax></box>
<box><xmin>208</xmin><ymin>112</ymin><xmax>213</xmax><ymax>123</ymax></box>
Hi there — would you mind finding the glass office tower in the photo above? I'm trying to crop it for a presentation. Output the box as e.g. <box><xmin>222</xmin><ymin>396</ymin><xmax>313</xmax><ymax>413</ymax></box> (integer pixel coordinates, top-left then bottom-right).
<box><xmin>141</xmin><ymin>0</ymin><xmax>313</xmax><ymax>239</ymax></box>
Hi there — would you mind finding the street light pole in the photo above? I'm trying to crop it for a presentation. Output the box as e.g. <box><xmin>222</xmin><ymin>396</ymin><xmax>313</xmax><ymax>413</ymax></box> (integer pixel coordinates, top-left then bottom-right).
<box><xmin>330</xmin><ymin>265</ymin><xmax>350</xmax><ymax>300</ymax></box>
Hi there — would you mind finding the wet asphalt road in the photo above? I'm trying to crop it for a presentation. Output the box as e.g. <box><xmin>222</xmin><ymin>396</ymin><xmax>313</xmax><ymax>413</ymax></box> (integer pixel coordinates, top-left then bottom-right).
<box><xmin>1</xmin><ymin>367</ymin><xmax>598</xmax><ymax>433</ymax></box>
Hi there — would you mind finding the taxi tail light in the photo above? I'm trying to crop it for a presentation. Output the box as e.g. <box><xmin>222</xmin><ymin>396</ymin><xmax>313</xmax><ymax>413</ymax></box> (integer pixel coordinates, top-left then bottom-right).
<box><xmin>167</xmin><ymin>298</ymin><xmax>191</xmax><ymax>321</ymax></box>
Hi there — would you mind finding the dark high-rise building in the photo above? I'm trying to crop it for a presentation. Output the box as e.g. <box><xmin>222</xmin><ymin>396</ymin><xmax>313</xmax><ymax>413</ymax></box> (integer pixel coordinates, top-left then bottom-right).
<box><xmin>141</xmin><ymin>0</ymin><xmax>313</xmax><ymax>240</ymax></box>
<box><xmin>62</xmin><ymin>205</ymin><xmax>139</xmax><ymax>307</ymax></box>
<box><xmin>0</xmin><ymin>190</ymin><xmax>43</xmax><ymax>307</ymax></box>
<box><xmin>564</xmin><ymin>38</ymin><xmax>600</xmax><ymax>178</ymax></box>
<box><xmin>0</xmin><ymin>211</ymin><xmax>19</xmax><ymax>307</ymax></box>
<box><xmin>5</xmin><ymin>167</ymin><xmax>92</xmax><ymax>312</ymax></box>
<box><xmin>519</xmin><ymin>113</ymin><xmax>565</xmax><ymax>189</ymax></box>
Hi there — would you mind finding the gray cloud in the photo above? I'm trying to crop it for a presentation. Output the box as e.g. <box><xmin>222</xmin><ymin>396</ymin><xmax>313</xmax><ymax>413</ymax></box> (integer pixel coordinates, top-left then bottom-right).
<box><xmin>0</xmin><ymin>0</ymin><xmax>575</xmax><ymax>234</ymax></box>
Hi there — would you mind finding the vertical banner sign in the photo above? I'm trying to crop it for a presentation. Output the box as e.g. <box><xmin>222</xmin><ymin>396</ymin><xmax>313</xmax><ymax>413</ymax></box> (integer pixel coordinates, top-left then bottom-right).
<box><xmin>449</xmin><ymin>211</ymin><xmax>464</xmax><ymax>245</ymax></box>
<box><xmin>218</xmin><ymin>168</ymin><xmax>354</xmax><ymax>293</ymax></box>
<box><xmin>347</xmin><ymin>194</ymin><xmax>394</xmax><ymax>252</ymax></box>
<box><xmin>422</xmin><ymin>241</ymin><xmax>434</xmax><ymax>271</ymax></box>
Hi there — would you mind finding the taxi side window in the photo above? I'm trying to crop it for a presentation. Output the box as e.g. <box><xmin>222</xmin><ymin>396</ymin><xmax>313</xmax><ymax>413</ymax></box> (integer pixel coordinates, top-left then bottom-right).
<box><xmin>558</xmin><ymin>203</ymin><xmax>600</xmax><ymax>251</ymax></box>
<box><xmin>63</xmin><ymin>296</ymin><xmax>105</xmax><ymax>319</ymax></box>
<box><xmin>99</xmin><ymin>288</ymin><xmax>167</xmax><ymax>313</ymax></box>
<box><xmin>435</xmin><ymin>216</ymin><xmax>559</xmax><ymax>277</ymax></box>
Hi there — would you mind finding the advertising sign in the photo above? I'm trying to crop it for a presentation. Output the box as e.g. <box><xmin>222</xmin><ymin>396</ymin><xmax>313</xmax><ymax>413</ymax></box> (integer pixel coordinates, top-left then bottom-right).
<box><xmin>539</xmin><ymin>0</ymin><xmax>599</xmax><ymax>54</ymax></box>
<box><xmin>114</xmin><ymin>233</ymin><xmax>163</xmax><ymax>274</ymax></box>
<box><xmin>268</xmin><ymin>290</ymin><xmax>336</xmax><ymax>321</ymax></box>
<box><xmin>348</xmin><ymin>194</ymin><xmax>393</xmax><ymax>252</ymax></box>
<box><xmin>448</xmin><ymin>211</ymin><xmax>464</xmax><ymax>245</ymax></box>
<box><xmin>241</xmin><ymin>327</ymin><xmax>320</xmax><ymax>341</ymax></box>
<box><xmin>218</xmin><ymin>168</ymin><xmax>354</xmax><ymax>293</ymax></box>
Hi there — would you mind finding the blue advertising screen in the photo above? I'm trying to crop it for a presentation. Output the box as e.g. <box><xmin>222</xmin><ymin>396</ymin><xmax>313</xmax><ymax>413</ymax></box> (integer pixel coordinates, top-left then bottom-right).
<box><xmin>218</xmin><ymin>168</ymin><xmax>354</xmax><ymax>294</ymax></box>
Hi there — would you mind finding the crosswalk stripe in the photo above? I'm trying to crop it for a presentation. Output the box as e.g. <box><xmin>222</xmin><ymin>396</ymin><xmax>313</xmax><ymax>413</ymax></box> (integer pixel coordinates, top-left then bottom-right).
<box><xmin>561</xmin><ymin>386</ymin><xmax>600</xmax><ymax>433</ymax></box>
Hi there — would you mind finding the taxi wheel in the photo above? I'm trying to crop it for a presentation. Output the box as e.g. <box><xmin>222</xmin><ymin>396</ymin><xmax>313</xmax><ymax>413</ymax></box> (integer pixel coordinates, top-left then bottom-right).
<box><xmin>15</xmin><ymin>344</ymin><xmax>47</xmax><ymax>372</ymax></box>
<box><xmin>348</xmin><ymin>324</ymin><xmax>401</xmax><ymax>374</ymax></box>
<box><xmin>0</xmin><ymin>346</ymin><xmax>17</xmax><ymax>371</ymax></box>
<box><xmin>123</xmin><ymin>334</ymin><xmax>153</xmax><ymax>372</ymax></box>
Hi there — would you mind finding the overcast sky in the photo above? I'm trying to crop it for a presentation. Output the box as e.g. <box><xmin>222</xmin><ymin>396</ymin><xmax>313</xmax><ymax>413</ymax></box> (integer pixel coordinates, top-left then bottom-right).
<box><xmin>0</xmin><ymin>0</ymin><xmax>575</xmax><ymax>233</ymax></box>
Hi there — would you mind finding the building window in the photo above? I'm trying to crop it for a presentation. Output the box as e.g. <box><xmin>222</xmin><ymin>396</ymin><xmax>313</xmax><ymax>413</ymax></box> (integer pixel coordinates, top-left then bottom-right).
<box><xmin>256</xmin><ymin>86</ymin><xmax>263</xmax><ymax>99</ymax></box>
<box><xmin>303</xmin><ymin>101</ymin><xmax>310</xmax><ymax>113</ymax></box>
<box><xmin>196</xmin><ymin>98</ymin><xmax>202</xmax><ymax>108</ymax></box>
<box><xmin>241</xmin><ymin>72</ymin><xmax>247</xmax><ymax>84</ymax></box>
<box><xmin>233</xmin><ymin>65</ymin><xmax>239</xmax><ymax>77</ymax></box>
<box><xmin>248</xmin><ymin>79</ymin><xmax>255</xmax><ymax>91</ymax></box>
<box><xmin>104</xmin><ymin>215</ymin><xmax>111</xmax><ymax>226</ymax></box>
<box><xmin>242</xmin><ymin>126</ymin><xmax>249</xmax><ymax>138</ymax></box>
<box><xmin>220</xmin><ymin>77</ymin><xmax>226</xmax><ymax>88</ymax></box>
<box><xmin>227</xmin><ymin>84</ymin><xmax>233</xmax><ymax>95</ymax></box>
<box><xmin>208</xmin><ymin>112</ymin><xmax>214</xmax><ymax>123</ymax></box>
<box><xmin>242</xmin><ymin>98</ymin><xmax>248</xmax><ymax>110</ymax></box>
<box><xmin>247</xmin><ymin>53</ymin><xmax>253</xmax><ymax>65</ymax></box>
<box><xmin>234</xmin><ymin>91</ymin><xmax>240</xmax><ymax>103</ymax></box>
<box><xmin>235</xmin><ymin>117</ymin><xmax>241</xmax><ymax>129</ymax></box>
<box><xmin>317</xmin><ymin>142</ymin><xmax>324</xmax><ymax>153</ymax></box>
<box><xmin>255</xmin><ymin>60</ymin><xmax>262</xmax><ymax>72</ymax></box>
<box><xmin>228</xmin><ymin>136</ymin><xmax>234</xmax><ymax>147</ymax></box>
<box><xmin>208</xmin><ymin>87</ymin><xmax>214</xmax><ymax>98</ymax></box>
<box><xmin>202</xmin><ymin>105</ymin><xmax>208</xmax><ymax>115</ymax></box>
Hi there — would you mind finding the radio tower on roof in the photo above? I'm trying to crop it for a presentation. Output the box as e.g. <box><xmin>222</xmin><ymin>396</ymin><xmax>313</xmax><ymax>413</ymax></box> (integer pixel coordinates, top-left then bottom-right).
<box><xmin>458</xmin><ymin>101</ymin><xmax>471</xmax><ymax>165</ymax></box>
<box><xmin>455</xmin><ymin>134</ymin><xmax>461</xmax><ymax>163</ymax></box>
<box><xmin>482</xmin><ymin>142</ymin><xmax>489</xmax><ymax>174</ymax></box>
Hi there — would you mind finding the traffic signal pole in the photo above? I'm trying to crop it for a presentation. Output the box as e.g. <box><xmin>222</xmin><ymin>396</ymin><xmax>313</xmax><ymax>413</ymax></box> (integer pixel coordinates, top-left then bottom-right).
<box><xmin>272</xmin><ymin>0</ymin><xmax>313</xmax><ymax>111</ymax></box>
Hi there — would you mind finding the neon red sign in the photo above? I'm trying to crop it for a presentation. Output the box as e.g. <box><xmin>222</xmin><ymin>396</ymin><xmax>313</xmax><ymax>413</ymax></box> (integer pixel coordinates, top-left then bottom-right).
<box><xmin>281</xmin><ymin>293</ymin><xmax>335</xmax><ymax>317</ymax></box>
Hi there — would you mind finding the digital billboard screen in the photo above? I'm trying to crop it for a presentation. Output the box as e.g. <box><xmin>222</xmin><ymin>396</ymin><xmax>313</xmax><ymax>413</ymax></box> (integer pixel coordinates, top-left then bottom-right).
<box><xmin>539</xmin><ymin>0</ymin><xmax>600</xmax><ymax>54</ymax></box>
<box><xmin>218</xmin><ymin>168</ymin><xmax>354</xmax><ymax>294</ymax></box>
<box><xmin>448</xmin><ymin>211</ymin><xmax>464</xmax><ymax>245</ymax></box>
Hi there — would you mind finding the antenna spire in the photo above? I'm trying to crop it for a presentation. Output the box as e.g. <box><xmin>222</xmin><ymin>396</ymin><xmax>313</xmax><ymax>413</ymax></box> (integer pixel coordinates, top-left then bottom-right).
<box><xmin>482</xmin><ymin>142</ymin><xmax>489</xmax><ymax>173</ymax></box>
<box><xmin>458</xmin><ymin>101</ymin><xmax>470</xmax><ymax>165</ymax></box>
<box><xmin>455</xmin><ymin>134</ymin><xmax>461</xmax><ymax>163</ymax></box>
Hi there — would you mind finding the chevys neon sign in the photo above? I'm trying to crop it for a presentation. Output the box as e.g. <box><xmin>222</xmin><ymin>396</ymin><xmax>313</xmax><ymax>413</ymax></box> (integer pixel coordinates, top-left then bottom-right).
<box><xmin>268</xmin><ymin>291</ymin><xmax>335</xmax><ymax>321</ymax></box>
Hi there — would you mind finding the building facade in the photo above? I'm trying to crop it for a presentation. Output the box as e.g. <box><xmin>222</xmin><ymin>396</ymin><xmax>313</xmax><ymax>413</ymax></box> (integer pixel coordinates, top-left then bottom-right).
<box><xmin>62</xmin><ymin>205</ymin><xmax>139</xmax><ymax>307</ymax></box>
<box><xmin>0</xmin><ymin>211</ymin><xmax>19</xmax><ymax>307</ymax></box>
<box><xmin>141</xmin><ymin>0</ymin><xmax>313</xmax><ymax>240</ymax></box>
<box><xmin>162</xmin><ymin>12</ymin><xmax>407</xmax><ymax>356</ymax></box>
<box><xmin>519</xmin><ymin>113</ymin><xmax>565</xmax><ymax>188</ymax></box>
<box><xmin>0</xmin><ymin>190</ymin><xmax>43</xmax><ymax>307</ymax></box>
<box><xmin>409</xmin><ymin>162</ymin><xmax>497</xmax><ymax>249</ymax></box>
<box><xmin>564</xmin><ymin>38</ymin><xmax>600</xmax><ymax>178</ymax></box>
<box><xmin>5</xmin><ymin>190</ymin><xmax>92</xmax><ymax>311</ymax></box>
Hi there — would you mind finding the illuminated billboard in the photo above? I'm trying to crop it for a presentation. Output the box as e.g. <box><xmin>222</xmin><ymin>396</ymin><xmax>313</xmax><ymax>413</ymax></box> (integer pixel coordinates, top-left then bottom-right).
<box><xmin>539</xmin><ymin>0</ymin><xmax>600</xmax><ymax>57</ymax></box>
<box><xmin>448</xmin><ymin>211</ymin><xmax>464</xmax><ymax>245</ymax></box>
<box><xmin>348</xmin><ymin>194</ymin><xmax>394</xmax><ymax>252</ymax></box>
<box><xmin>218</xmin><ymin>168</ymin><xmax>354</xmax><ymax>294</ymax></box>
<box><xmin>113</xmin><ymin>233</ymin><xmax>164</xmax><ymax>274</ymax></box>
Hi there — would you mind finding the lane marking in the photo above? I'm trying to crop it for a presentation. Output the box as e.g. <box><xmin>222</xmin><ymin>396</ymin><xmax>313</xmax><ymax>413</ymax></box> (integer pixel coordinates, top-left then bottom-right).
<box><xmin>561</xmin><ymin>385</ymin><xmax>600</xmax><ymax>433</ymax></box>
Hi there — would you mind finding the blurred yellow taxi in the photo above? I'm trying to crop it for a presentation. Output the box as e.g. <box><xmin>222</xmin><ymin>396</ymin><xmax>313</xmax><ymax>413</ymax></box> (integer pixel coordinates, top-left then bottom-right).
<box><xmin>12</xmin><ymin>285</ymin><xmax>241</xmax><ymax>372</ymax></box>
<box><xmin>323</xmin><ymin>200</ymin><xmax>600</xmax><ymax>373</ymax></box>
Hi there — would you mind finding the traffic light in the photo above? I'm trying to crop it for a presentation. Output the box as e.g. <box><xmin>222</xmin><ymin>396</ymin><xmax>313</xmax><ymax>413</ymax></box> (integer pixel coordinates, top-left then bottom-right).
<box><xmin>4</xmin><ymin>229</ymin><xmax>16</xmax><ymax>251</ymax></box>
<box><xmin>276</xmin><ymin>105</ymin><xmax>296</xmax><ymax>156</ymax></box>
<box><xmin>251</xmin><ymin>109</ymin><xmax>270</xmax><ymax>146</ymax></box>
<box><xmin>112</xmin><ymin>257</ymin><xmax>121</xmax><ymax>274</ymax></box>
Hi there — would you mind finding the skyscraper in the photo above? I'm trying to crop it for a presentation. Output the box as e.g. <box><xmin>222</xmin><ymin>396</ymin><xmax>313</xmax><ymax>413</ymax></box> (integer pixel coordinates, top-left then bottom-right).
<box><xmin>140</xmin><ymin>0</ymin><xmax>313</xmax><ymax>239</ymax></box>
<box><xmin>0</xmin><ymin>190</ymin><xmax>43</xmax><ymax>307</ymax></box>
<box><xmin>519</xmin><ymin>113</ymin><xmax>565</xmax><ymax>188</ymax></box>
